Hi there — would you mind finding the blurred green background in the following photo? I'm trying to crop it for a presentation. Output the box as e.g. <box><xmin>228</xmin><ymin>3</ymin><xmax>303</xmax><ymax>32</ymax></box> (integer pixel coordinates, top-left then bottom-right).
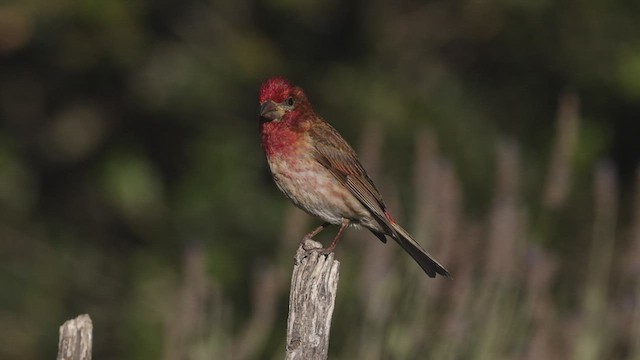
<box><xmin>1</xmin><ymin>0</ymin><xmax>640</xmax><ymax>359</ymax></box>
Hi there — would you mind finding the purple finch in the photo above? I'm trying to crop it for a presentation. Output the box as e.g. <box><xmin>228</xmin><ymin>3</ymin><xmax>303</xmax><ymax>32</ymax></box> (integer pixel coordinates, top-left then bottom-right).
<box><xmin>259</xmin><ymin>76</ymin><xmax>449</xmax><ymax>278</ymax></box>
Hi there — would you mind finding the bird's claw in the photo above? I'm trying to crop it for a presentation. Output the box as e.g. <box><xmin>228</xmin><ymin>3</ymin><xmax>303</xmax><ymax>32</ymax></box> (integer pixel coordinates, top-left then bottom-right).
<box><xmin>303</xmin><ymin>247</ymin><xmax>332</xmax><ymax>258</ymax></box>
<box><xmin>294</xmin><ymin>239</ymin><xmax>334</xmax><ymax>264</ymax></box>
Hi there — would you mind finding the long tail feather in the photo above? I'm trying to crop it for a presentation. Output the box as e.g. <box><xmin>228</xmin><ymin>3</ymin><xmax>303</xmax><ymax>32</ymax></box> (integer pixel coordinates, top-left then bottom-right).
<box><xmin>389</xmin><ymin>222</ymin><xmax>450</xmax><ymax>278</ymax></box>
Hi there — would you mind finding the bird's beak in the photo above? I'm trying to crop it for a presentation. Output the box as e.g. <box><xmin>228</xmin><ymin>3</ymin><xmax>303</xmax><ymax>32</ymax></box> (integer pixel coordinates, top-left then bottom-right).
<box><xmin>259</xmin><ymin>100</ymin><xmax>284</xmax><ymax>121</ymax></box>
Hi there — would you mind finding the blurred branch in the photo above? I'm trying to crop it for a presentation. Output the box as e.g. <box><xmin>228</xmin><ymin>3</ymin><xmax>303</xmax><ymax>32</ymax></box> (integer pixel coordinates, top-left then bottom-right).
<box><xmin>486</xmin><ymin>139</ymin><xmax>523</xmax><ymax>282</ymax></box>
<box><xmin>233</xmin><ymin>262</ymin><xmax>280</xmax><ymax>359</ymax></box>
<box><xmin>57</xmin><ymin>314</ymin><xmax>93</xmax><ymax>360</ymax></box>
<box><xmin>163</xmin><ymin>243</ymin><xmax>211</xmax><ymax>360</ymax></box>
<box><xmin>572</xmin><ymin>161</ymin><xmax>618</xmax><ymax>360</ymax></box>
<box><xmin>412</xmin><ymin>128</ymin><xmax>440</xmax><ymax>249</ymax></box>
<box><xmin>285</xmin><ymin>240</ymin><xmax>340</xmax><ymax>360</ymax></box>
<box><xmin>543</xmin><ymin>93</ymin><xmax>580</xmax><ymax>210</ymax></box>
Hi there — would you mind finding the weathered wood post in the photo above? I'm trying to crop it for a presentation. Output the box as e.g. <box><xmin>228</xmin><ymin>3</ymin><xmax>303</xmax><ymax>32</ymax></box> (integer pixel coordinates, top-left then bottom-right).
<box><xmin>285</xmin><ymin>239</ymin><xmax>340</xmax><ymax>360</ymax></box>
<box><xmin>57</xmin><ymin>314</ymin><xmax>93</xmax><ymax>360</ymax></box>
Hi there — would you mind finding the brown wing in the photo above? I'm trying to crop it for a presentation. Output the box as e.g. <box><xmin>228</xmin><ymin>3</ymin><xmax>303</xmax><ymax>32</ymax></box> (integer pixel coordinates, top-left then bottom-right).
<box><xmin>308</xmin><ymin>119</ymin><xmax>393</xmax><ymax>235</ymax></box>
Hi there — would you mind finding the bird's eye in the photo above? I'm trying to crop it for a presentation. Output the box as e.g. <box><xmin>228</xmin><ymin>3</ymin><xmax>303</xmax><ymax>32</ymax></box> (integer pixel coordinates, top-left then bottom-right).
<box><xmin>286</xmin><ymin>97</ymin><xmax>294</xmax><ymax>106</ymax></box>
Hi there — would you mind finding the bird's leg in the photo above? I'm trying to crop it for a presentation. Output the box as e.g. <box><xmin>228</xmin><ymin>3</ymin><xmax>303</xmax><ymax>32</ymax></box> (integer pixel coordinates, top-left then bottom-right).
<box><xmin>302</xmin><ymin>222</ymin><xmax>330</xmax><ymax>242</ymax></box>
<box><xmin>320</xmin><ymin>219</ymin><xmax>350</xmax><ymax>255</ymax></box>
<box><xmin>300</xmin><ymin>222</ymin><xmax>330</xmax><ymax>254</ymax></box>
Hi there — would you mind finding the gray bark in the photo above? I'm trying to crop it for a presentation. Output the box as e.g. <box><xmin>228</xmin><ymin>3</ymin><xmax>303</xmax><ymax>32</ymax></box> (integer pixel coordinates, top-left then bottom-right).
<box><xmin>285</xmin><ymin>240</ymin><xmax>340</xmax><ymax>360</ymax></box>
<box><xmin>57</xmin><ymin>314</ymin><xmax>93</xmax><ymax>360</ymax></box>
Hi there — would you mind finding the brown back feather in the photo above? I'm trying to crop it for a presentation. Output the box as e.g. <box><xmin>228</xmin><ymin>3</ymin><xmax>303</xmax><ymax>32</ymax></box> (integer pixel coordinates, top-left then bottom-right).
<box><xmin>308</xmin><ymin>118</ymin><xmax>394</xmax><ymax>235</ymax></box>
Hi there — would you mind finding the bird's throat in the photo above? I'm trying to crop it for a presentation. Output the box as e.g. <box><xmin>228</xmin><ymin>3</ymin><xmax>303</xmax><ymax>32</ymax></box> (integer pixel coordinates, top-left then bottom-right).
<box><xmin>260</xmin><ymin>120</ymin><xmax>301</xmax><ymax>158</ymax></box>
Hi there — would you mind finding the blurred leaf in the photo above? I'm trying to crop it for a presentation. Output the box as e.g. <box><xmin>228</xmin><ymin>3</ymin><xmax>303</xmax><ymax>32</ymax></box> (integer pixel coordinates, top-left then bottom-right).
<box><xmin>102</xmin><ymin>148</ymin><xmax>165</xmax><ymax>221</ymax></box>
<box><xmin>616</xmin><ymin>48</ymin><xmax>640</xmax><ymax>100</ymax></box>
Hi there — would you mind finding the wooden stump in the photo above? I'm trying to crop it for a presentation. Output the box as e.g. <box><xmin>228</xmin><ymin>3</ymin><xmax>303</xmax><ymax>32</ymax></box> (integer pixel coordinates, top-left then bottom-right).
<box><xmin>285</xmin><ymin>240</ymin><xmax>340</xmax><ymax>360</ymax></box>
<box><xmin>57</xmin><ymin>314</ymin><xmax>93</xmax><ymax>360</ymax></box>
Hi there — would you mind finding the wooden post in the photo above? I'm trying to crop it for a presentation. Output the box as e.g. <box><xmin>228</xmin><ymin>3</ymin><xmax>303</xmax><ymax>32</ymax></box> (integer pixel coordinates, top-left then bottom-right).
<box><xmin>285</xmin><ymin>239</ymin><xmax>340</xmax><ymax>360</ymax></box>
<box><xmin>57</xmin><ymin>314</ymin><xmax>93</xmax><ymax>360</ymax></box>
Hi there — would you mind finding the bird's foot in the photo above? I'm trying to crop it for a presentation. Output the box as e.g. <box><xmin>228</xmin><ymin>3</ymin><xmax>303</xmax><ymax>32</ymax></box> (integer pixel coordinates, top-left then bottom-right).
<box><xmin>294</xmin><ymin>239</ymin><xmax>334</xmax><ymax>264</ymax></box>
<box><xmin>300</xmin><ymin>238</ymin><xmax>322</xmax><ymax>251</ymax></box>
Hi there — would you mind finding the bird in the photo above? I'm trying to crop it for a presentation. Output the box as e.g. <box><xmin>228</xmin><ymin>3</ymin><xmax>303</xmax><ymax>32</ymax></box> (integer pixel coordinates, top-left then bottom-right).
<box><xmin>258</xmin><ymin>76</ymin><xmax>449</xmax><ymax>278</ymax></box>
